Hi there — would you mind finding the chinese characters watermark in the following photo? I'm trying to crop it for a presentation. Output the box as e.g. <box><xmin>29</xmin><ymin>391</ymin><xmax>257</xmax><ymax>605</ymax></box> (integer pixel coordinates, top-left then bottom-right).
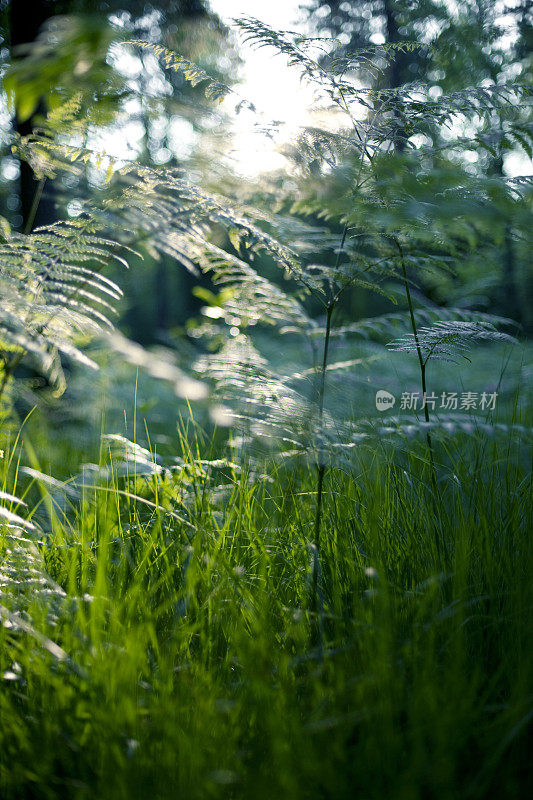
<box><xmin>376</xmin><ymin>390</ymin><xmax>498</xmax><ymax>412</ymax></box>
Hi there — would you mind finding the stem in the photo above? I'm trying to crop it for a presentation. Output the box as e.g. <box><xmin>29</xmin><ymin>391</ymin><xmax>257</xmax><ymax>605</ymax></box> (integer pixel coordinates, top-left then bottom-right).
<box><xmin>395</xmin><ymin>239</ymin><xmax>439</xmax><ymax>504</ymax></box>
<box><xmin>313</xmin><ymin>220</ymin><xmax>347</xmax><ymax>553</ymax></box>
<box><xmin>310</xmin><ymin>220</ymin><xmax>348</xmax><ymax>626</ymax></box>
<box><xmin>24</xmin><ymin>176</ymin><xmax>46</xmax><ymax>235</ymax></box>
<box><xmin>311</xmin><ymin>300</ymin><xmax>335</xmax><ymax>632</ymax></box>
<box><xmin>314</xmin><ymin>302</ymin><xmax>334</xmax><ymax>552</ymax></box>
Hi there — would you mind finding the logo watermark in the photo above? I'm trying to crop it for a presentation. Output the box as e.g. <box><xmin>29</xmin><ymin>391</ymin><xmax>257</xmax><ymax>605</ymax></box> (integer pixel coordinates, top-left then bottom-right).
<box><xmin>376</xmin><ymin>390</ymin><xmax>498</xmax><ymax>412</ymax></box>
<box><xmin>375</xmin><ymin>390</ymin><xmax>396</xmax><ymax>411</ymax></box>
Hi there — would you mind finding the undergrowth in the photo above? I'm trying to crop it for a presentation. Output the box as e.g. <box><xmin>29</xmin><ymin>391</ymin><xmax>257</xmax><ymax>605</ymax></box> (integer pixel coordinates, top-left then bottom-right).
<box><xmin>0</xmin><ymin>14</ymin><xmax>532</xmax><ymax>799</ymax></box>
<box><xmin>1</xmin><ymin>406</ymin><xmax>532</xmax><ymax>800</ymax></box>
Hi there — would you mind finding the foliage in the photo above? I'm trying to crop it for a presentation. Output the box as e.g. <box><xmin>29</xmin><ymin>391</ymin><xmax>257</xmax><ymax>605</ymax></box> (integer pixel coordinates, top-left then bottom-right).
<box><xmin>0</xmin><ymin>9</ymin><xmax>532</xmax><ymax>799</ymax></box>
<box><xmin>1</xmin><ymin>7</ymin><xmax>531</xmax><ymax>589</ymax></box>
<box><xmin>4</xmin><ymin>15</ymin><xmax>123</xmax><ymax>124</ymax></box>
<box><xmin>1</xmin><ymin>417</ymin><xmax>533</xmax><ymax>799</ymax></box>
<box><xmin>0</xmin><ymin>215</ymin><xmax>126</xmax><ymax>397</ymax></box>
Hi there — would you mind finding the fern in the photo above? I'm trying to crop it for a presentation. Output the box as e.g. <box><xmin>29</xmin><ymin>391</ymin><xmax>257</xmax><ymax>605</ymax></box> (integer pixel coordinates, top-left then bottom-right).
<box><xmin>2</xmin><ymin>17</ymin><xmax>530</xmax><ymax>627</ymax></box>
<box><xmin>0</xmin><ymin>216</ymin><xmax>125</xmax><ymax>398</ymax></box>
<box><xmin>112</xmin><ymin>20</ymin><xmax>527</xmax><ymax>464</ymax></box>
<box><xmin>388</xmin><ymin>320</ymin><xmax>517</xmax><ymax>364</ymax></box>
<box><xmin>123</xmin><ymin>40</ymin><xmax>234</xmax><ymax>104</ymax></box>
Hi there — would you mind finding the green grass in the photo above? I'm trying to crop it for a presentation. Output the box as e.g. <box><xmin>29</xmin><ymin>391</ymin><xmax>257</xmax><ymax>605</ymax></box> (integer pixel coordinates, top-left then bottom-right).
<box><xmin>1</xmin><ymin>396</ymin><xmax>532</xmax><ymax>799</ymax></box>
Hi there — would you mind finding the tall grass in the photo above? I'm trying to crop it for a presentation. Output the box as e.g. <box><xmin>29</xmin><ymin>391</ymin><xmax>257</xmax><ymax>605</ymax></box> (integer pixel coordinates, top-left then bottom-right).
<box><xmin>1</xmin><ymin>402</ymin><xmax>532</xmax><ymax>799</ymax></box>
<box><xmin>1</xmin><ymin>12</ymin><xmax>531</xmax><ymax>797</ymax></box>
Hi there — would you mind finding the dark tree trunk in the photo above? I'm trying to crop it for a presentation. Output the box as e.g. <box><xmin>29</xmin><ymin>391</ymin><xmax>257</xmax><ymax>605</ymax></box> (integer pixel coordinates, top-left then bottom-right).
<box><xmin>502</xmin><ymin>224</ymin><xmax>521</xmax><ymax>324</ymax></box>
<box><xmin>180</xmin><ymin>0</ymin><xmax>205</xmax><ymax>16</ymax></box>
<box><xmin>493</xmin><ymin>155</ymin><xmax>522</xmax><ymax>324</ymax></box>
<box><xmin>383</xmin><ymin>0</ymin><xmax>408</xmax><ymax>152</ymax></box>
<box><xmin>10</xmin><ymin>0</ymin><xmax>58</xmax><ymax>231</ymax></box>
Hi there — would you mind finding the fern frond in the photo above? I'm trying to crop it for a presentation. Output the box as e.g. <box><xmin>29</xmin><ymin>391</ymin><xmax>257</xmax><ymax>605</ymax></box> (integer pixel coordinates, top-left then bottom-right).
<box><xmin>388</xmin><ymin>320</ymin><xmax>517</xmax><ymax>364</ymax></box>
<box><xmin>0</xmin><ymin>214</ymin><xmax>128</xmax><ymax>394</ymax></box>
<box><xmin>124</xmin><ymin>40</ymin><xmax>233</xmax><ymax>104</ymax></box>
<box><xmin>107</xmin><ymin>332</ymin><xmax>207</xmax><ymax>401</ymax></box>
<box><xmin>323</xmin><ymin>308</ymin><xmax>517</xmax><ymax>341</ymax></box>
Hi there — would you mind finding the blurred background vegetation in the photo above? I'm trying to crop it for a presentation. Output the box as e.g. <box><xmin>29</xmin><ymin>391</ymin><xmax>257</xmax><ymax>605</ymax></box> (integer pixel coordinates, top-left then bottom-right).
<box><xmin>0</xmin><ymin>6</ymin><xmax>532</xmax><ymax>798</ymax></box>
<box><xmin>1</xmin><ymin>0</ymin><xmax>531</xmax><ymax>340</ymax></box>
<box><xmin>0</xmin><ymin>0</ymin><xmax>531</xmax><ymax>466</ymax></box>
<box><xmin>1</xmin><ymin>0</ymin><xmax>238</xmax><ymax>342</ymax></box>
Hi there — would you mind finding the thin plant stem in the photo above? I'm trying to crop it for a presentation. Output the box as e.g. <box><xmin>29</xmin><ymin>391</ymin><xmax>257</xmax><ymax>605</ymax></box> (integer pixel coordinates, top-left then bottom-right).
<box><xmin>311</xmin><ymin>223</ymin><xmax>347</xmax><ymax>623</ymax></box>
<box><xmin>313</xmin><ymin>222</ymin><xmax>347</xmax><ymax>556</ymax></box>
<box><xmin>397</xmin><ymin>245</ymin><xmax>434</xmax><ymax>436</ymax></box>
<box><xmin>310</xmin><ymin>301</ymin><xmax>334</xmax><ymax>645</ymax></box>
<box><xmin>24</xmin><ymin>177</ymin><xmax>46</xmax><ymax>235</ymax></box>
<box><xmin>395</xmin><ymin>238</ymin><xmax>442</xmax><ymax>552</ymax></box>
<box><xmin>314</xmin><ymin>301</ymin><xmax>334</xmax><ymax>555</ymax></box>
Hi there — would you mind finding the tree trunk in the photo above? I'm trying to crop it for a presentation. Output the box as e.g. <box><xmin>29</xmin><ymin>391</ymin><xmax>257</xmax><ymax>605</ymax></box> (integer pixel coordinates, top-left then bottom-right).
<box><xmin>383</xmin><ymin>0</ymin><xmax>408</xmax><ymax>152</ymax></box>
<box><xmin>494</xmin><ymin>155</ymin><xmax>521</xmax><ymax>324</ymax></box>
<box><xmin>10</xmin><ymin>0</ymin><xmax>57</xmax><ymax>231</ymax></box>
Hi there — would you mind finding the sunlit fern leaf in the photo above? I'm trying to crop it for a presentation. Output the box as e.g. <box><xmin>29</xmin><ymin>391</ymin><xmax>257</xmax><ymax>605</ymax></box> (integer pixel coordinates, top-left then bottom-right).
<box><xmin>235</xmin><ymin>18</ymin><xmax>420</xmax><ymax>94</ymax></box>
<box><xmin>235</xmin><ymin>16</ymin><xmax>382</xmax><ymax>111</ymax></box>
<box><xmin>192</xmin><ymin>242</ymin><xmax>315</xmax><ymax>333</ymax></box>
<box><xmin>0</xmin><ymin>490</ymin><xmax>64</xmax><ymax>621</ymax></box>
<box><xmin>107</xmin><ymin>332</ymin><xmax>207</xmax><ymax>401</ymax></box>
<box><xmin>235</xmin><ymin>17</ymin><xmax>531</xmax><ymax>143</ymax></box>
<box><xmin>323</xmin><ymin>308</ymin><xmax>517</xmax><ymax>342</ymax></box>
<box><xmin>95</xmin><ymin>165</ymin><xmax>303</xmax><ymax>281</ymax></box>
<box><xmin>194</xmin><ymin>335</ymin><xmax>315</xmax><ymax>451</ymax></box>
<box><xmin>0</xmin><ymin>497</ymin><xmax>88</xmax><ymax>674</ymax></box>
<box><xmin>0</xmin><ymin>217</ymin><xmax>126</xmax><ymax>395</ymax></box>
<box><xmin>124</xmin><ymin>40</ymin><xmax>233</xmax><ymax>105</ymax></box>
<box><xmin>387</xmin><ymin>320</ymin><xmax>517</xmax><ymax>364</ymax></box>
